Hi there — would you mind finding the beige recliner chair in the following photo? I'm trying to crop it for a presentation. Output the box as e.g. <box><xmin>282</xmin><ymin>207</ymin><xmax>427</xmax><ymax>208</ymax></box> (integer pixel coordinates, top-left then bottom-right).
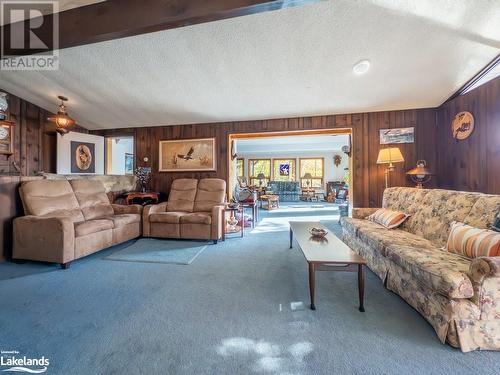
<box><xmin>143</xmin><ymin>178</ymin><xmax>226</xmax><ymax>243</ymax></box>
<box><xmin>13</xmin><ymin>179</ymin><xmax>142</xmax><ymax>268</ymax></box>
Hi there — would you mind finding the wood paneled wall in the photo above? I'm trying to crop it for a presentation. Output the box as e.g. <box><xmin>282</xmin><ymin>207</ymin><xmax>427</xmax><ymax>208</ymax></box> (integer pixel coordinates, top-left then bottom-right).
<box><xmin>436</xmin><ymin>76</ymin><xmax>500</xmax><ymax>194</ymax></box>
<box><xmin>0</xmin><ymin>90</ymin><xmax>87</xmax><ymax>175</ymax></box>
<box><xmin>93</xmin><ymin>108</ymin><xmax>438</xmax><ymax>208</ymax></box>
<box><xmin>0</xmin><ymin>91</ymin><xmax>88</xmax><ymax>261</ymax></box>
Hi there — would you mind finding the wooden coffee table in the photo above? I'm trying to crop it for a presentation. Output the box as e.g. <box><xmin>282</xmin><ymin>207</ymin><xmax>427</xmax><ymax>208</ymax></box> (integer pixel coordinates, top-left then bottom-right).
<box><xmin>289</xmin><ymin>221</ymin><xmax>366</xmax><ymax>311</ymax></box>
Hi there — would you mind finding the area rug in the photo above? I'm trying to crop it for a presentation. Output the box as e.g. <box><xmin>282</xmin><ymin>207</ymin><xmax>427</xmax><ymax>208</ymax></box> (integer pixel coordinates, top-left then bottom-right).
<box><xmin>104</xmin><ymin>238</ymin><xmax>209</xmax><ymax>265</ymax></box>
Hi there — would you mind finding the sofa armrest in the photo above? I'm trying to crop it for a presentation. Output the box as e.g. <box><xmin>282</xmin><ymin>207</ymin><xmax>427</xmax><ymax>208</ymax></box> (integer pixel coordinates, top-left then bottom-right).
<box><xmin>143</xmin><ymin>202</ymin><xmax>168</xmax><ymax>216</ymax></box>
<box><xmin>112</xmin><ymin>204</ymin><xmax>143</xmax><ymax>215</ymax></box>
<box><xmin>351</xmin><ymin>207</ymin><xmax>379</xmax><ymax>219</ymax></box>
<box><xmin>211</xmin><ymin>205</ymin><xmax>225</xmax><ymax>240</ymax></box>
<box><xmin>13</xmin><ymin>215</ymin><xmax>75</xmax><ymax>263</ymax></box>
<box><xmin>469</xmin><ymin>257</ymin><xmax>500</xmax><ymax>320</ymax></box>
<box><xmin>142</xmin><ymin>202</ymin><xmax>168</xmax><ymax>236</ymax></box>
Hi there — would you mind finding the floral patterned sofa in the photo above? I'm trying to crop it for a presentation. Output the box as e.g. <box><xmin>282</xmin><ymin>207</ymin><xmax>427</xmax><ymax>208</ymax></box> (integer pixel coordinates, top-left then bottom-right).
<box><xmin>341</xmin><ymin>187</ymin><xmax>499</xmax><ymax>352</ymax></box>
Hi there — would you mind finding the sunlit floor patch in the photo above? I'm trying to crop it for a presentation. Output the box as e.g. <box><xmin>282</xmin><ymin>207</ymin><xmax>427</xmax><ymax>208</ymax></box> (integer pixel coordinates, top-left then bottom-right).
<box><xmin>217</xmin><ymin>337</ymin><xmax>313</xmax><ymax>374</ymax></box>
<box><xmin>290</xmin><ymin>301</ymin><xmax>305</xmax><ymax>311</ymax></box>
<box><xmin>251</xmin><ymin>215</ymin><xmax>340</xmax><ymax>234</ymax></box>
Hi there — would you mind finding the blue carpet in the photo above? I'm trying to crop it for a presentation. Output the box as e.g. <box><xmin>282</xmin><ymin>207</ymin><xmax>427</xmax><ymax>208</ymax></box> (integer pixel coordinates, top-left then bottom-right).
<box><xmin>104</xmin><ymin>238</ymin><xmax>208</xmax><ymax>265</ymax></box>
<box><xmin>0</xmin><ymin>205</ymin><xmax>497</xmax><ymax>374</ymax></box>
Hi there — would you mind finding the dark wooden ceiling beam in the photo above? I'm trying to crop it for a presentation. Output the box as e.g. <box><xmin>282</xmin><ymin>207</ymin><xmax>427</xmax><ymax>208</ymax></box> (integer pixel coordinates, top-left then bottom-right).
<box><xmin>1</xmin><ymin>0</ymin><xmax>321</xmax><ymax>57</ymax></box>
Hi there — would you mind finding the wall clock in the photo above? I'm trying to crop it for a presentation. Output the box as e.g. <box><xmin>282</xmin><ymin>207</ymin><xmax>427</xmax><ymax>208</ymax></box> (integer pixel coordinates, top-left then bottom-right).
<box><xmin>0</xmin><ymin>120</ymin><xmax>14</xmax><ymax>156</ymax></box>
<box><xmin>452</xmin><ymin>111</ymin><xmax>474</xmax><ymax>140</ymax></box>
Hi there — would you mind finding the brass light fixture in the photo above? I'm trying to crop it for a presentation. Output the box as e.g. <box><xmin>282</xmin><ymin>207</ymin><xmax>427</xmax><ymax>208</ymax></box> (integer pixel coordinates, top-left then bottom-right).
<box><xmin>48</xmin><ymin>95</ymin><xmax>75</xmax><ymax>134</ymax></box>
<box><xmin>407</xmin><ymin>160</ymin><xmax>433</xmax><ymax>188</ymax></box>
<box><xmin>376</xmin><ymin>147</ymin><xmax>404</xmax><ymax>188</ymax></box>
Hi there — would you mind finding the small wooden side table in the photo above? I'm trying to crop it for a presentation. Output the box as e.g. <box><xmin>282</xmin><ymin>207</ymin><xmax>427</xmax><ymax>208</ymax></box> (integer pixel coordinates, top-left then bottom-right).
<box><xmin>222</xmin><ymin>204</ymin><xmax>244</xmax><ymax>240</ymax></box>
<box><xmin>260</xmin><ymin>194</ymin><xmax>280</xmax><ymax>210</ymax></box>
<box><xmin>125</xmin><ymin>191</ymin><xmax>159</xmax><ymax>205</ymax></box>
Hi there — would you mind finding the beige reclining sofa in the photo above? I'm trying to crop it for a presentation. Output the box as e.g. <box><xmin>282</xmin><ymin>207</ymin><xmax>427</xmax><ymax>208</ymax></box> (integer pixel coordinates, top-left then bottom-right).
<box><xmin>143</xmin><ymin>178</ymin><xmax>226</xmax><ymax>243</ymax></box>
<box><xmin>13</xmin><ymin>179</ymin><xmax>142</xmax><ymax>268</ymax></box>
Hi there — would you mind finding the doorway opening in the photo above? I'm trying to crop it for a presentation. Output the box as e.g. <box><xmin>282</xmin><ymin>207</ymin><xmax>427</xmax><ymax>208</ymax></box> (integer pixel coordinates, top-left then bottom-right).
<box><xmin>228</xmin><ymin>129</ymin><xmax>352</xmax><ymax>229</ymax></box>
<box><xmin>105</xmin><ymin>136</ymin><xmax>134</xmax><ymax>175</ymax></box>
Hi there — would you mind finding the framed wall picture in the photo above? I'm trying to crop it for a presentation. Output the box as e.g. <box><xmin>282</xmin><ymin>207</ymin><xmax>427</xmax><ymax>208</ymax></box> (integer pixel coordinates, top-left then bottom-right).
<box><xmin>159</xmin><ymin>138</ymin><xmax>216</xmax><ymax>172</ymax></box>
<box><xmin>380</xmin><ymin>127</ymin><xmax>414</xmax><ymax>144</ymax></box>
<box><xmin>124</xmin><ymin>153</ymin><xmax>134</xmax><ymax>174</ymax></box>
<box><xmin>71</xmin><ymin>141</ymin><xmax>95</xmax><ymax>173</ymax></box>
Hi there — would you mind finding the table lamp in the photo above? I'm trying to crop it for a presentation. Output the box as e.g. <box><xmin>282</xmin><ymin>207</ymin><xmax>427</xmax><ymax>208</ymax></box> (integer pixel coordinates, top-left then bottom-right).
<box><xmin>257</xmin><ymin>173</ymin><xmax>265</xmax><ymax>187</ymax></box>
<box><xmin>376</xmin><ymin>147</ymin><xmax>404</xmax><ymax>188</ymax></box>
<box><xmin>406</xmin><ymin>160</ymin><xmax>433</xmax><ymax>188</ymax></box>
<box><xmin>303</xmin><ymin>173</ymin><xmax>313</xmax><ymax>188</ymax></box>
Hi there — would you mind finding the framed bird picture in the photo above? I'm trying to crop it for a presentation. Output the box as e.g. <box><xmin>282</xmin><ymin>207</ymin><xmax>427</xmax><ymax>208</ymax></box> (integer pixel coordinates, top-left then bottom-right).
<box><xmin>159</xmin><ymin>138</ymin><xmax>217</xmax><ymax>172</ymax></box>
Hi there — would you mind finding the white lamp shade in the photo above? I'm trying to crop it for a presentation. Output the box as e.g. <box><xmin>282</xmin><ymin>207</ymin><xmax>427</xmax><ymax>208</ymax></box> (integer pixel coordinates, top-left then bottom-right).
<box><xmin>377</xmin><ymin>148</ymin><xmax>404</xmax><ymax>164</ymax></box>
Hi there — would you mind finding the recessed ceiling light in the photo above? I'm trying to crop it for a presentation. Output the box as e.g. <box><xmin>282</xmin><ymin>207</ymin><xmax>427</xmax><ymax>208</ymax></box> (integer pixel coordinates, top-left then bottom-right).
<box><xmin>353</xmin><ymin>59</ymin><xmax>370</xmax><ymax>75</ymax></box>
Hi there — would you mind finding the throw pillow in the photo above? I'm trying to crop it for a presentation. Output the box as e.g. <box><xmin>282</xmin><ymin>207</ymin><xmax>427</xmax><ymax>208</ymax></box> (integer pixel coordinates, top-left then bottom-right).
<box><xmin>366</xmin><ymin>208</ymin><xmax>409</xmax><ymax>229</ymax></box>
<box><xmin>446</xmin><ymin>221</ymin><xmax>500</xmax><ymax>258</ymax></box>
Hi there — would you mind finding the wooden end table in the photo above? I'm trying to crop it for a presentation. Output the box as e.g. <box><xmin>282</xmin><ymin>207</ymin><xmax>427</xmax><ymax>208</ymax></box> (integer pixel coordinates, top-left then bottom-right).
<box><xmin>260</xmin><ymin>194</ymin><xmax>280</xmax><ymax>210</ymax></box>
<box><xmin>289</xmin><ymin>221</ymin><xmax>366</xmax><ymax>311</ymax></box>
<box><xmin>125</xmin><ymin>191</ymin><xmax>159</xmax><ymax>205</ymax></box>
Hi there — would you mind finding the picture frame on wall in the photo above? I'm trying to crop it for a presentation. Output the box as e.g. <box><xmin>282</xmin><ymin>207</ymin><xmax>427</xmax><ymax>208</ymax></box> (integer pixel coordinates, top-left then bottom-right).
<box><xmin>380</xmin><ymin>127</ymin><xmax>414</xmax><ymax>144</ymax></box>
<box><xmin>70</xmin><ymin>141</ymin><xmax>96</xmax><ymax>173</ymax></box>
<box><xmin>124</xmin><ymin>153</ymin><xmax>134</xmax><ymax>175</ymax></box>
<box><xmin>158</xmin><ymin>137</ymin><xmax>217</xmax><ymax>172</ymax></box>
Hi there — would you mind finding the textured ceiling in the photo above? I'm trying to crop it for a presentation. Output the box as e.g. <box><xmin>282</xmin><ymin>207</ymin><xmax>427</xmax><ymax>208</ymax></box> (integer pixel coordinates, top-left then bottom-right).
<box><xmin>0</xmin><ymin>0</ymin><xmax>105</xmax><ymax>25</ymax></box>
<box><xmin>1</xmin><ymin>0</ymin><xmax>500</xmax><ymax>130</ymax></box>
<box><xmin>237</xmin><ymin>134</ymin><xmax>350</xmax><ymax>153</ymax></box>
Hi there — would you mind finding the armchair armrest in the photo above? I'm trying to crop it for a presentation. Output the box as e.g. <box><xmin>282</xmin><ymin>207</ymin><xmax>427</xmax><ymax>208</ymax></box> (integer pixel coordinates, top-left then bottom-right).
<box><xmin>142</xmin><ymin>202</ymin><xmax>168</xmax><ymax>236</ymax></box>
<box><xmin>351</xmin><ymin>207</ymin><xmax>379</xmax><ymax>219</ymax></box>
<box><xmin>13</xmin><ymin>215</ymin><xmax>75</xmax><ymax>263</ymax></box>
<box><xmin>469</xmin><ymin>257</ymin><xmax>500</xmax><ymax>320</ymax></box>
<box><xmin>211</xmin><ymin>205</ymin><xmax>225</xmax><ymax>240</ymax></box>
<box><xmin>143</xmin><ymin>202</ymin><xmax>168</xmax><ymax>216</ymax></box>
<box><xmin>112</xmin><ymin>204</ymin><xmax>143</xmax><ymax>215</ymax></box>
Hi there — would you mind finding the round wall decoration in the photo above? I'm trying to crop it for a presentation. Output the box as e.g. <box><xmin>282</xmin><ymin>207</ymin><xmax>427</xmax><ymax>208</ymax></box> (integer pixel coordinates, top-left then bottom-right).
<box><xmin>75</xmin><ymin>144</ymin><xmax>92</xmax><ymax>171</ymax></box>
<box><xmin>452</xmin><ymin>111</ymin><xmax>474</xmax><ymax>140</ymax></box>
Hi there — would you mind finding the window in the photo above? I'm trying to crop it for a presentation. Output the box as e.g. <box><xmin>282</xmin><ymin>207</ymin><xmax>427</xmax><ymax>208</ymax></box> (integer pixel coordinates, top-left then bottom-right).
<box><xmin>249</xmin><ymin>159</ymin><xmax>271</xmax><ymax>187</ymax></box>
<box><xmin>272</xmin><ymin>159</ymin><xmax>296</xmax><ymax>181</ymax></box>
<box><xmin>236</xmin><ymin>158</ymin><xmax>244</xmax><ymax>179</ymax></box>
<box><xmin>299</xmin><ymin>158</ymin><xmax>324</xmax><ymax>189</ymax></box>
<box><xmin>105</xmin><ymin>136</ymin><xmax>134</xmax><ymax>175</ymax></box>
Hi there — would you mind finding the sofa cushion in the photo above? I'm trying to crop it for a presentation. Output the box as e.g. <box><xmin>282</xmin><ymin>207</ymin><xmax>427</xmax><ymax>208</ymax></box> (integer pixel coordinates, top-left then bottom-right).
<box><xmin>20</xmin><ymin>180</ymin><xmax>84</xmax><ymax>223</ymax></box>
<box><xmin>367</xmin><ymin>208</ymin><xmax>409</xmax><ymax>229</ymax></box>
<box><xmin>446</xmin><ymin>221</ymin><xmax>500</xmax><ymax>258</ymax></box>
<box><xmin>107</xmin><ymin>214</ymin><xmax>141</xmax><ymax>227</ymax></box>
<box><xmin>386</xmin><ymin>245</ymin><xmax>474</xmax><ymax>299</ymax></box>
<box><xmin>406</xmin><ymin>189</ymin><xmax>480</xmax><ymax>247</ymax></box>
<box><xmin>180</xmin><ymin>212</ymin><xmax>212</xmax><ymax>225</ymax></box>
<box><xmin>381</xmin><ymin>187</ymin><xmax>405</xmax><ymax>210</ymax></box>
<box><xmin>149</xmin><ymin>212</ymin><xmax>187</xmax><ymax>224</ymax></box>
<box><xmin>341</xmin><ymin>217</ymin><xmax>436</xmax><ymax>256</ymax></box>
<box><xmin>69</xmin><ymin>180</ymin><xmax>114</xmax><ymax>220</ymax></box>
<box><xmin>463</xmin><ymin>195</ymin><xmax>500</xmax><ymax>229</ymax></box>
<box><xmin>194</xmin><ymin>178</ymin><xmax>226</xmax><ymax>212</ymax></box>
<box><xmin>167</xmin><ymin>179</ymin><xmax>198</xmax><ymax>213</ymax></box>
<box><xmin>74</xmin><ymin>219</ymin><xmax>114</xmax><ymax>237</ymax></box>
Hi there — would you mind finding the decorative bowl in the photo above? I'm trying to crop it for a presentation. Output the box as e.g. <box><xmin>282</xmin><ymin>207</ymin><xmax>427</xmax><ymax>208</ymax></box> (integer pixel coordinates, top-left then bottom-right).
<box><xmin>308</xmin><ymin>227</ymin><xmax>328</xmax><ymax>238</ymax></box>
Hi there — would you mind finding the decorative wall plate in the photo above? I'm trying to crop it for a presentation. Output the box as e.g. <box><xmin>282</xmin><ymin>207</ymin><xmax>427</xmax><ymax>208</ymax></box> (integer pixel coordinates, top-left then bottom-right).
<box><xmin>452</xmin><ymin>111</ymin><xmax>474</xmax><ymax>140</ymax></box>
